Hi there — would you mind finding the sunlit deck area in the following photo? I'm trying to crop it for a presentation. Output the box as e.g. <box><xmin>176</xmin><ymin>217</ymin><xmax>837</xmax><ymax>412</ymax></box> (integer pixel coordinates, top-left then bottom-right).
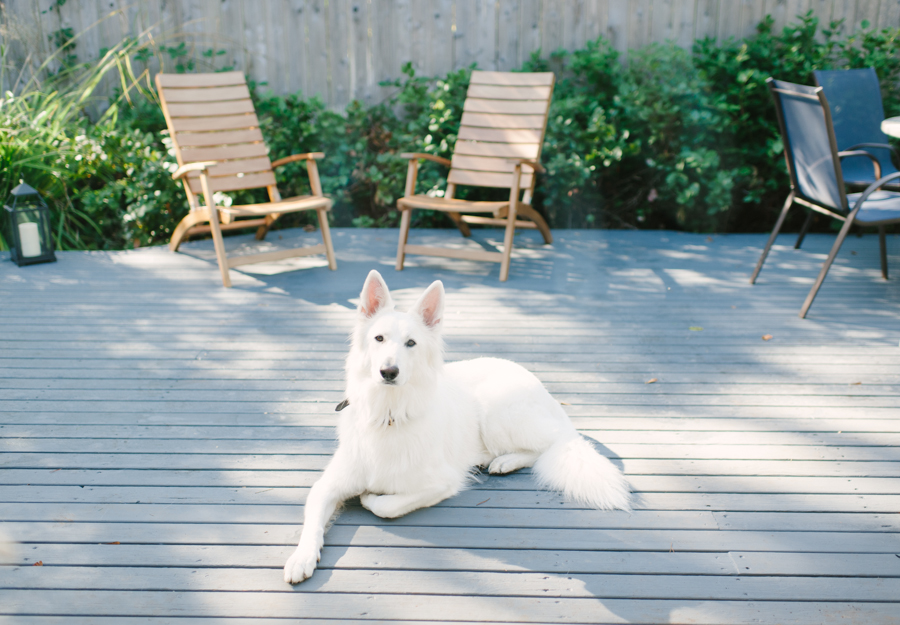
<box><xmin>2</xmin><ymin>226</ymin><xmax>900</xmax><ymax>624</ymax></box>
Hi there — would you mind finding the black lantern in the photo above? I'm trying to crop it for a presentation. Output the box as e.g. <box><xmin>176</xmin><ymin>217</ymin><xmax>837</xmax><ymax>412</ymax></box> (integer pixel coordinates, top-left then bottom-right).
<box><xmin>3</xmin><ymin>183</ymin><xmax>56</xmax><ymax>266</ymax></box>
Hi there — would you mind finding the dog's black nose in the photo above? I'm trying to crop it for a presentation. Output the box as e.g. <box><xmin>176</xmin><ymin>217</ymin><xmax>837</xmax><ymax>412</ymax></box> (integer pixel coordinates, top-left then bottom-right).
<box><xmin>380</xmin><ymin>366</ymin><xmax>399</xmax><ymax>382</ymax></box>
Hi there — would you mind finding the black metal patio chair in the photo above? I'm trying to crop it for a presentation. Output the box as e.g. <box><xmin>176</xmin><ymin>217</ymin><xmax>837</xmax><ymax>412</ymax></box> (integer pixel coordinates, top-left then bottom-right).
<box><xmin>750</xmin><ymin>78</ymin><xmax>900</xmax><ymax>318</ymax></box>
<box><xmin>814</xmin><ymin>68</ymin><xmax>899</xmax><ymax>190</ymax></box>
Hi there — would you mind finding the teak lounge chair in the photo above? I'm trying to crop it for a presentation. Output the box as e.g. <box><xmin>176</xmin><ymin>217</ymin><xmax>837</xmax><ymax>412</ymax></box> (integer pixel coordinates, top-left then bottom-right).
<box><xmin>396</xmin><ymin>70</ymin><xmax>555</xmax><ymax>281</ymax></box>
<box><xmin>751</xmin><ymin>78</ymin><xmax>900</xmax><ymax>318</ymax></box>
<box><xmin>156</xmin><ymin>71</ymin><xmax>336</xmax><ymax>287</ymax></box>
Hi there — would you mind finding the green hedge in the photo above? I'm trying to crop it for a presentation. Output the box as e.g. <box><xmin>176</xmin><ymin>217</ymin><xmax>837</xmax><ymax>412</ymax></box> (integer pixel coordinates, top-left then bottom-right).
<box><xmin>2</xmin><ymin>12</ymin><xmax>898</xmax><ymax>252</ymax></box>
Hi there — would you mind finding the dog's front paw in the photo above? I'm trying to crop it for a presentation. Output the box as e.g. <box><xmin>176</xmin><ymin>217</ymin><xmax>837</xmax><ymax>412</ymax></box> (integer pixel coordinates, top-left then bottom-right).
<box><xmin>283</xmin><ymin>544</ymin><xmax>319</xmax><ymax>584</ymax></box>
<box><xmin>361</xmin><ymin>492</ymin><xmax>401</xmax><ymax>518</ymax></box>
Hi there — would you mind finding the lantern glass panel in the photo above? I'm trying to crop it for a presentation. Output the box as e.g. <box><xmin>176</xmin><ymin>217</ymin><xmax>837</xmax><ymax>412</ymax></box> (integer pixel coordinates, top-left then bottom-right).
<box><xmin>3</xmin><ymin>183</ymin><xmax>56</xmax><ymax>266</ymax></box>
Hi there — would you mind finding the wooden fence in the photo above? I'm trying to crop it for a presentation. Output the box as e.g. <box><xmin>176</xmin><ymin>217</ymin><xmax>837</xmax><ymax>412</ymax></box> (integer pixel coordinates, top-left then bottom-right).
<box><xmin>3</xmin><ymin>0</ymin><xmax>899</xmax><ymax>107</ymax></box>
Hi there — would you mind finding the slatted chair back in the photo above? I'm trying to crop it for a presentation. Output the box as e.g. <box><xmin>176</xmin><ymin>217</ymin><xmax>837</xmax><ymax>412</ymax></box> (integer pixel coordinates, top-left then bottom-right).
<box><xmin>448</xmin><ymin>71</ymin><xmax>555</xmax><ymax>198</ymax></box>
<box><xmin>155</xmin><ymin>72</ymin><xmax>277</xmax><ymax>208</ymax></box>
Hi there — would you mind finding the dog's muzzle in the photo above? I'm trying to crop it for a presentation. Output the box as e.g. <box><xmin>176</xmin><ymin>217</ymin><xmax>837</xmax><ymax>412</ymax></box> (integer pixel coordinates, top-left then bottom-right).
<box><xmin>380</xmin><ymin>365</ymin><xmax>399</xmax><ymax>383</ymax></box>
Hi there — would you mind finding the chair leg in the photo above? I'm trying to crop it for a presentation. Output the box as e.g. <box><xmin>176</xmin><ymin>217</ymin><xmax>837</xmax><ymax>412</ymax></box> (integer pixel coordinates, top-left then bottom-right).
<box><xmin>499</xmin><ymin>205</ymin><xmax>518</xmax><ymax>282</ymax></box>
<box><xmin>799</xmin><ymin>216</ymin><xmax>855</xmax><ymax>319</ymax></box>
<box><xmin>517</xmin><ymin>203</ymin><xmax>553</xmax><ymax>244</ymax></box>
<box><xmin>207</xmin><ymin>207</ymin><xmax>232</xmax><ymax>288</ymax></box>
<box><xmin>169</xmin><ymin>211</ymin><xmax>208</xmax><ymax>252</ymax></box>
<box><xmin>448</xmin><ymin>212</ymin><xmax>472</xmax><ymax>237</ymax></box>
<box><xmin>750</xmin><ymin>192</ymin><xmax>794</xmax><ymax>284</ymax></box>
<box><xmin>794</xmin><ymin>211</ymin><xmax>814</xmax><ymax>249</ymax></box>
<box><xmin>396</xmin><ymin>209</ymin><xmax>412</xmax><ymax>271</ymax></box>
<box><xmin>255</xmin><ymin>214</ymin><xmax>278</xmax><ymax>240</ymax></box>
<box><xmin>317</xmin><ymin>208</ymin><xmax>337</xmax><ymax>271</ymax></box>
<box><xmin>196</xmin><ymin>173</ymin><xmax>232</xmax><ymax>287</ymax></box>
<box><xmin>879</xmin><ymin>226</ymin><xmax>888</xmax><ymax>279</ymax></box>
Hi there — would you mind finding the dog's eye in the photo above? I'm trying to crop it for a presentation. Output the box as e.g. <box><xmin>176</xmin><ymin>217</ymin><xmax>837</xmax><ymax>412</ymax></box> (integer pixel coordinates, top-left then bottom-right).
<box><xmin>374</xmin><ymin>335</ymin><xmax>384</xmax><ymax>342</ymax></box>
<box><xmin>406</xmin><ymin>339</ymin><xmax>416</xmax><ymax>347</ymax></box>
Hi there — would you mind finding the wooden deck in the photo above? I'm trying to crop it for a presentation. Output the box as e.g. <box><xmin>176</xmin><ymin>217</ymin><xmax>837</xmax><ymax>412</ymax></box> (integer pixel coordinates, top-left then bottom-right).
<box><xmin>1</xmin><ymin>226</ymin><xmax>899</xmax><ymax>624</ymax></box>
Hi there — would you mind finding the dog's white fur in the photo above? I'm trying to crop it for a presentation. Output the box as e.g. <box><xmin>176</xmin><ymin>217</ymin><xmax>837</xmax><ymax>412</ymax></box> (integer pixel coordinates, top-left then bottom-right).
<box><xmin>283</xmin><ymin>270</ymin><xmax>631</xmax><ymax>584</ymax></box>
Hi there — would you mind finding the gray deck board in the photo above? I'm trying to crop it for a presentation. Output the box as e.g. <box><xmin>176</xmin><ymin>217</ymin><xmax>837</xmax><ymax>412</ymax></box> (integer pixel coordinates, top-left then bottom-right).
<box><xmin>2</xmin><ymin>227</ymin><xmax>899</xmax><ymax>624</ymax></box>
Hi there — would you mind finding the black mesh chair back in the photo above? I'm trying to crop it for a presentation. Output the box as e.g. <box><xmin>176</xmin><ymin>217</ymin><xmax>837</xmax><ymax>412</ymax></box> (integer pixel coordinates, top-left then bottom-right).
<box><xmin>814</xmin><ymin>68</ymin><xmax>898</xmax><ymax>185</ymax></box>
<box><xmin>769</xmin><ymin>79</ymin><xmax>846</xmax><ymax>212</ymax></box>
<box><xmin>754</xmin><ymin>77</ymin><xmax>900</xmax><ymax>319</ymax></box>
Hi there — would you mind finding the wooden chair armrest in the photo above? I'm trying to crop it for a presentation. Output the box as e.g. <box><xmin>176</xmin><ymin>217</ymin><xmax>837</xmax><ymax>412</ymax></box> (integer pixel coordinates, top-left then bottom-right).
<box><xmin>271</xmin><ymin>152</ymin><xmax>326</xmax><ymax>169</ymax></box>
<box><xmin>506</xmin><ymin>158</ymin><xmax>546</xmax><ymax>174</ymax></box>
<box><xmin>172</xmin><ymin>161</ymin><xmax>218</xmax><ymax>180</ymax></box>
<box><xmin>400</xmin><ymin>152</ymin><xmax>452</xmax><ymax>168</ymax></box>
<box><xmin>838</xmin><ymin>150</ymin><xmax>881</xmax><ymax>180</ymax></box>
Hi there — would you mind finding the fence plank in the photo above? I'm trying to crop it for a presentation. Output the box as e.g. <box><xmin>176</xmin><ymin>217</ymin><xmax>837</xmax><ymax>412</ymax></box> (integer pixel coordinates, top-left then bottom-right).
<box><xmin>563</xmin><ymin>0</ymin><xmax>588</xmax><ymax>50</ymax></box>
<box><xmin>740</xmin><ymin>0</ymin><xmax>767</xmax><ymax>37</ymax></box>
<box><xmin>693</xmin><ymin>0</ymin><xmax>718</xmax><ymax>40</ymax></box>
<box><xmin>214</xmin><ymin>0</ymin><xmax>245</xmax><ymax>78</ymax></box>
<box><xmin>292</xmin><ymin>0</ymin><xmax>312</xmax><ymax>98</ymax></box>
<box><xmin>855</xmin><ymin>0</ymin><xmax>882</xmax><ymax>27</ymax></box>
<box><xmin>885</xmin><ymin>0</ymin><xmax>900</xmax><ymax>28</ymax></box>
<box><xmin>541</xmin><ymin>0</ymin><xmax>566</xmax><ymax>57</ymax></box>
<box><xmin>305</xmin><ymin>0</ymin><xmax>329</xmax><ymax>101</ymax></box>
<box><xmin>716</xmin><ymin>0</ymin><xmax>741</xmax><ymax>39</ymax></box>
<box><xmin>455</xmin><ymin>0</ymin><xmax>497</xmax><ymax>70</ymax></box>
<box><xmin>809</xmin><ymin>0</ymin><xmax>835</xmax><ymax>31</ymax></box>
<box><xmin>519</xmin><ymin>0</ymin><xmax>541</xmax><ymax>63</ymax></box>
<box><xmin>629</xmin><ymin>0</ymin><xmax>653</xmax><ymax>49</ymax></box>
<box><xmin>428</xmin><ymin>0</ymin><xmax>455</xmax><ymax>77</ymax></box>
<box><xmin>349</xmin><ymin>0</ymin><xmax>368</xmax><ymax>102</ymax></box>
<box><xmin>589</xmin><ymin>0</ymin><xmax>608</xmax><ymax>42</ymax></box>
<box><xmin>650</xmin><ymin>0</ymin><xmax>674</xmax><ymax>43</ymax></box>
<box><xmin>673</xmin><ymin>0</ymin><xmax>696</xmax><ymax>47</ymax></box>
<box><xmin>370</xmin><ymin>0</ymin><xmax>397</xmax><ymax>105</ymax></box>
<box><xmin>831</xmin><ymin>0</ymin><xmax>859</xmax><ymax>32</ymax></box>
<box><xmin>496</xmin><ymin>0</ymin><xmax>520</xmax><ymax>68</ymax></box>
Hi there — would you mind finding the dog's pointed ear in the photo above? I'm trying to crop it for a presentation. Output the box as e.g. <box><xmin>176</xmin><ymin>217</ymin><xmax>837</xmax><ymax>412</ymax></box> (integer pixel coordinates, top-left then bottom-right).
<box><xmin>359</xmin><ymin>270</ymin><xmax>393</xmax><ymax>318</ymax></box>
<box><xmin>412</xmin><ymin>280</ymin><xmax>444</xmax><ymax>329</ymax></box>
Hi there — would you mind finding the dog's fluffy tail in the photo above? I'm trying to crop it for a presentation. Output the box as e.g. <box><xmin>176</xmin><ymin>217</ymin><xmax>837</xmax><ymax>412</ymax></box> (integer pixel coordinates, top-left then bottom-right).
<box><xmin>533</xmin><ymin>435</ymin><xmax>631</xmax><ymax>511</ymax></box>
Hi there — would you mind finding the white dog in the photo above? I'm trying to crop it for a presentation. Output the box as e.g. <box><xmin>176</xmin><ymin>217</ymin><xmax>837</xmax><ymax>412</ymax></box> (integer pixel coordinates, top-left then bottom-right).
<box><xmin>283</xmin><ymin>270</ymin><xmax>631</xmax><ymax>584</ymax></box>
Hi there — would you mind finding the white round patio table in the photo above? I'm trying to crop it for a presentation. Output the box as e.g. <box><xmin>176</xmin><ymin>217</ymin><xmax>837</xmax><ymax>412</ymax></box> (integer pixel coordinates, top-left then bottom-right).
<box><xmin>882</xmin><ymin>116</ymin><xmax>900</xmax><ymax>138</ymax></box>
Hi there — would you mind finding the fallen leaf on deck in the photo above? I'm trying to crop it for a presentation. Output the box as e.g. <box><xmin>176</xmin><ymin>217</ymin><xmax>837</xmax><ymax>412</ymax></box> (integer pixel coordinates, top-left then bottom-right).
<box><xmin>851</xmin><ymin>382</ymin><xmax>862</xmax><ymax>385</ymax></box>
<box><xmin>33</xmin><ymin>561</ymin><xmax>43</xmax><ymax>566</ymax></box>
<box><xmin>762</xmin><ymin>334</ymin><xmax>773</xmax><ymax>341</ymax></box>
<box><xmin>560</xmin><ymin>401</ymin><xmax>571</xmax><ymax>405</ymax></box>
<box><xmin>103</xmin><ymin>542</ymin><xmax>120</xmax><ymax>545</ymax></box>
<box><xmin>476</xmin><ymin>498</ymin><xmax>490</xmax><ymax>506</ymax></box>
<box><xmin>646</xmin><ymin>378</ymin><xmax>658</xmax><ymax>384</ymax></box>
